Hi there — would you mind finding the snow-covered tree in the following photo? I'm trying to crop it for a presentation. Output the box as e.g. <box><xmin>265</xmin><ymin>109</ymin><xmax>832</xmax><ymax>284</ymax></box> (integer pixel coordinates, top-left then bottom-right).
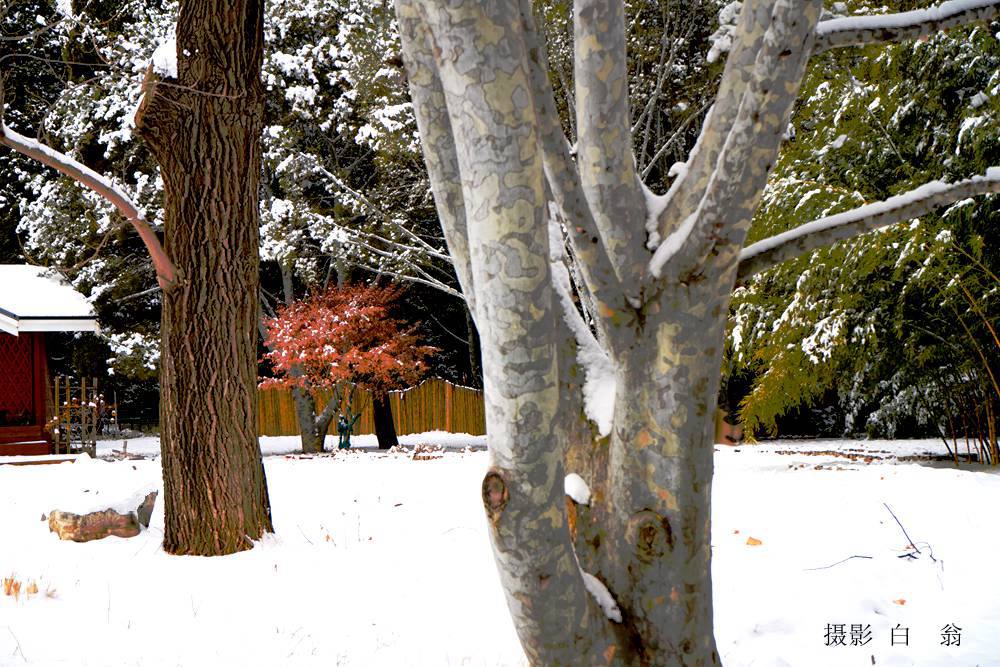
<box><xmin>1</xmin><ymin>0</ymin><xmax>459</xmax><ymax>377</ymax></box>
<box><xmin>393</xmin><ymin>0</ymin><xmax>1000</xmax><ymax>662</ymax></box>
<box><xmin>730</xmin><ymin>5</ymin><xmax>1000</xmax><ymax>447</ymax></box>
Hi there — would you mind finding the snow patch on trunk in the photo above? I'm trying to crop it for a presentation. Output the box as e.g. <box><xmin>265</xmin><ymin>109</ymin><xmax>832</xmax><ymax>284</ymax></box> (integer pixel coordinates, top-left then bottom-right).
<box><xmin>564</xmin><ymin>473</ymin><xmax>591</xmax><ymax>505</ymax></box>
<box><xmin>581</xmin><ymin>571</ymin><xmax>622</xmax><ymax>623</ymax></box>
<box><xmin>152</xmin><ymin>38</ymin><xmax>178</xmax><ymax>78</ymax></box>
<box><xmin>649</xmin><ymin>212</ymin><xmax>698</xmax><ymax>278</ymax></box>
<box><xmin>549</xmin><ymin>222</ymin><xmax>616</xmax><ymax>436</ymax></box>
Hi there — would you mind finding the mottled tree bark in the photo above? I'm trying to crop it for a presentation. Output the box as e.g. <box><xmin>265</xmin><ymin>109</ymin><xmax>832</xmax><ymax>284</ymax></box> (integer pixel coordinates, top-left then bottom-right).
<box><xmin>135</xmin><ymin>0</ymin><xmax>272</xmax><ymax>556</ymax></box>
<box><xmin>395</xmin><ymin>0</ymin><xmax>1000</xmax><ymax>663</ymax></box>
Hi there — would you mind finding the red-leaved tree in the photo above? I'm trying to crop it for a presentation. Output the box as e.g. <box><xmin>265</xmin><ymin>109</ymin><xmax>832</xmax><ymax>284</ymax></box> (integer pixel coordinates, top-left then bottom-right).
<box><xmin>262</xmin><ymin>285</ymin><xmax>436</xmax><ymax>450</ymax></box>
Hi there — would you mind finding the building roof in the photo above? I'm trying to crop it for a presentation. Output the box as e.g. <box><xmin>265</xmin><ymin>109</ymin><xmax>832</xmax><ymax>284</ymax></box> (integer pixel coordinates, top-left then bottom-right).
<box><xmin>0</xmin><ymin>265</ymin><xmax>99</xmax><ymax>336</ymax></box>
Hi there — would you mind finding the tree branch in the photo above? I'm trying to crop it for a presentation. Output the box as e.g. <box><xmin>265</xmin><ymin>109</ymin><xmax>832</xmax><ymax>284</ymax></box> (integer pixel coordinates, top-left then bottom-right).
<box><xmin>649</xmin><ymin>0</ymin><xmax>823</xmax><ymax>281</ymax></box>
<box><xmin>573</xmin><ymin>0</ymin><xmax>648</xmax><ymax>286</ymax></box>
<box><xmin>0</xmin><ymin>122</ymin><xmax>178</xmax><ymax>290</ymax></box>
<box><xmin>517</xmin><ymin>0</ymin><xmax>628</xmax><ymax>319</ymax></box>
<box><xmin>649</xmin><ymin>0</ymin><xmax>773</xmax><ymax>249</ymax></box>
<box><xmin>815</xmin><ymin>0</ymin><xmax>1000</xmax><ymax>53</ymax></box>
<box><xmin>737</xmin><ymin>169</ymin><xmax>1000</xmax><ymax>282</ymax></box>
<box><xmin>395</xmin><ymin>0</ymin><xmax>477</xmax><ymax>318</ymax></box>
<box><xmin>352</xmin><ymin>259</ymin><xmax>465</xmax><ymax>301</ymax></box>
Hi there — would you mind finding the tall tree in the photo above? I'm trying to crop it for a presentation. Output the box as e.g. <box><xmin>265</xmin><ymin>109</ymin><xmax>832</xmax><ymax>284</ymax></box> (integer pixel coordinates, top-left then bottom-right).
<box><xmin>0</xmin><ymin>0</ymin><xmax>273</xmax><ymax>556</ymax></box>
<box><xmin>393</xmin><ymin>0</ymin><xmax>1000</xmax><ymax>663</ymax></box>
<box><xmin>131</xmin><ymin>0</ymin><xmax>272</xmax><ymax>555</ymax></box>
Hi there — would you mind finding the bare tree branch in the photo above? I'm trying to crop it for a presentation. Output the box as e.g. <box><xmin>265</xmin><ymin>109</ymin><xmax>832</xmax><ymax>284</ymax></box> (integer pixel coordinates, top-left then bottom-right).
<box><xmin>352</xmin><ymin>259</ymin><xmax>464</xmax><ymax>300</ymax></box>
<box><xmin>815</xmin><ymin>0</ymin><xmax>1000</xmax><ymax>53</ymax></box>
<box><xmin>737</xmin><ymin>169</ymin><xmax>1000</xmax><ymax>282</ymax></box>
<box><xmin>0</xmin><ymin>121</ymin><xmax>178</xmax><ymax>290</ymax></box>
<box><xmin>640</xmin><ymin>99</ymin><xmax>711</xmax><ymax>181</ymax></box>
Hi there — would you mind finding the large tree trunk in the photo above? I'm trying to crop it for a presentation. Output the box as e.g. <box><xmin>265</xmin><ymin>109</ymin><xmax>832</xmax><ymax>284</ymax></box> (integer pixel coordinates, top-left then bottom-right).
<box><xmin>598</xmin><ymin>289</ymin><xmax>728</xmax><ymax>664</ymax></box>
<box><xmin>135</xmin><ymin>0</ymin><xmax>272</xmax><ymax>556</ymax></box>
<box><xmin>395</xmin><ymin>0</ymin><xmax>1000</xmax><ymax>662</ymax></box>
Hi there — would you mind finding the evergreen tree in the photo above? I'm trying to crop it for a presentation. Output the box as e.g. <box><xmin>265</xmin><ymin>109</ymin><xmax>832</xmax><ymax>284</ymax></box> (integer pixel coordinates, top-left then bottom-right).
<box><xmin>732</xmin><ymin>6</ymin><xmax>1000</xmax><ymax>446</ymax></box>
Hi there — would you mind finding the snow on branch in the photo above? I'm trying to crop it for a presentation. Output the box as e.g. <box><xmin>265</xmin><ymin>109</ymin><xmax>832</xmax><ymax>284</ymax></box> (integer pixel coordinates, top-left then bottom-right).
<box><xmin>737</xmin><ymin>168</ymin><xmax>1000</xmax><ymax>282</ymax></box>
<box><xmin>0</xmin><ymin>122</ymin><xmax>178</xmax><ymax>290</ymax></box>
<box><xmin>814</xmin><ymin>0</ymin><xmax>1000</xmax><ymax>53</ymax></box>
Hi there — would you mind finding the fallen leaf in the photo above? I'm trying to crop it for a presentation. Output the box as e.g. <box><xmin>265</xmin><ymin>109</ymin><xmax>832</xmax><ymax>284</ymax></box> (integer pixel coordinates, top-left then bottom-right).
<box><xmin>893</xmin><ymin>598</ymin><xmax>906</xmax><ymax>605</ymax></box>
<box><xmin>746</xmin><ymin>537</ymin><xmax>762</xmax><ymax>546</ymax></box>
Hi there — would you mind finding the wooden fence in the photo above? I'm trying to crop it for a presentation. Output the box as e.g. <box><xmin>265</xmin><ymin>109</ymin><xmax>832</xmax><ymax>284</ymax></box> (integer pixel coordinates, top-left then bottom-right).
<box><xmin>257</xmin><ymin>378</ymin><xmax>486</xmax><ymax>437</ymax></box>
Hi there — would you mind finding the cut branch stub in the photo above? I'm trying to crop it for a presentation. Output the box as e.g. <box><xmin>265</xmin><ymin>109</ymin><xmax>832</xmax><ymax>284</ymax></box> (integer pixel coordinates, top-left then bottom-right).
<box><xmin>628</xmin><ymin>509</ymin><xmax>674</xmax><ymax>563</ymax></box>
<box><xmin>482</xmin><ymin>470</ymin><xmax>509</xmax><ymax>525</ymax></box>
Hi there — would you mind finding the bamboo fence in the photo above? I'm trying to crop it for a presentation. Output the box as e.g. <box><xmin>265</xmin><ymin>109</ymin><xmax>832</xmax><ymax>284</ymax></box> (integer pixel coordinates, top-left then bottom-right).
<box><xmin>257</xmin><ymin>377</ymin><xmax>486</xmax><ymax>437</ymax></box>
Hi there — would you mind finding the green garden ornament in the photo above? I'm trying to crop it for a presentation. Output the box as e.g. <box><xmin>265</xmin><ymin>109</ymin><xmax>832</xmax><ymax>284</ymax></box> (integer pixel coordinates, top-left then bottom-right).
<box><xmin>337</xmin><ymin>412</ymin><xmax>361</xmax><ymax>449</ymax></box>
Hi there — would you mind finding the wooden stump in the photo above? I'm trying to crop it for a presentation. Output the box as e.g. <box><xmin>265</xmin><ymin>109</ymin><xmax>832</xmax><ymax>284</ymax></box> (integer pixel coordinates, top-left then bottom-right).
<box><xmin>136</xmin><ymin>491</ymin><xmax>158</xmax><ymax>528</ymax></box>
<box><xmin>48</xmin><ymin>509</ymin><xmax>140</xmax><ymax>542</ymax></box>
<box><xmin>48</xmin><ymin>491</ymin><xmax>157</xmax><ymax>542</ymax></box>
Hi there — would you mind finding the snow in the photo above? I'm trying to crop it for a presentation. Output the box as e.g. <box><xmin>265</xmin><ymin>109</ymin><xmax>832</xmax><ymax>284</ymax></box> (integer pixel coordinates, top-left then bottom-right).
<box><xmin>667</xmin><ymin>161</ymin><xmax>688</xmax><ymax>179</ymax></box>
<box><xmin>1</xmin><ymin>436</ymin><xmax>999</xmax><ymax>665</ymax></box>
<box><xmin>648</xmin><ymin>212</ymin><xmax>698</xmax><ymax>278</ymax></box>
<box><xmin>151</xmin><ymin>38</ymin><xmax>177</xmax><ymax>78</ymax></box>
<box><xmin>816</xmin><ymin>0</ymin><xmax>1000</xmax><ymax>38</ymax></box>
<box><xmin>89</xmin><ymin>431</ymin><xmax>487</xmax><ymax>459</ymax></box>
<box><xmin>564</xmin><ymin>473</ymin><xmax>591</xmax><ymax>505</ymax></box>
<box><xmin>739</xmin><ymin>169</ymin><xmax>1000</xmax><ymax>264</ymax></box>
<box><xmin>55</xmin><ymin>0</ymin><xmax>74</xmax><ymax>18</ymax></box>
<box><xmin>581</xmin><ymin>571</ymin><xmax>622</xmax><ymax>623</ymax></box>
<box><xmin>969</xmin><ymin>91</ymin><xmax>989</xmax><ymax>108</ymax></box>
<box><xmin>956</xmin><ymin>115</ymin><xmax>985</xmax><ymax>154</ymax></box>
<box><xmin>707</xmin><ymin>2</ymin><xmax>742</xmax><ymax>64</ymax></box>
<box><xmin>0</xmin><ymin>265</ymin><xmax>98</xmax><ymax>333</ymax></box>
<box><xmin>549</xmin><ymin>249</ymin><xmax>616</xmax><ymax>436</ymax></box>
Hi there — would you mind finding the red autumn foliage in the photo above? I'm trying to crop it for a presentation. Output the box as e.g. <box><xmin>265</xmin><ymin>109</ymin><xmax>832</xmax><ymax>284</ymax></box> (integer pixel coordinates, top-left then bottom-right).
<box><xmin>261</xmin><ymin>285</ymin><xmax>436</xmax><ymax>397</ymax></box>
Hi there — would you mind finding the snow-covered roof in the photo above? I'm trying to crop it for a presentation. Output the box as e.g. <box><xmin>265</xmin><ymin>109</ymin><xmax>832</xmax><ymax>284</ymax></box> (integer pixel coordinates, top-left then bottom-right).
<box><xmin>0</xmin><ymin>265</ymin><xmax>99</xmax><ymax>336</ymax></box>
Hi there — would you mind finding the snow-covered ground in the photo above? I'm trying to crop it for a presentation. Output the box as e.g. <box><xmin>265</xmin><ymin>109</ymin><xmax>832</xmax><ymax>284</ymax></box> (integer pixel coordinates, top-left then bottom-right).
<box><xmin>89</xmin><ymin>430</ymin><xmax>487</xmax><ymax>459</ymax></box>
<box><xmin>1</xmin><ymin>436</ymin><xmax>997</xmax><ymax>666</ymax></box>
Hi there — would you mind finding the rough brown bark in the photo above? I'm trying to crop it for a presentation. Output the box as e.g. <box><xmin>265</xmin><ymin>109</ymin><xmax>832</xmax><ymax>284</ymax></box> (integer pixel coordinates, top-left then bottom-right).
<box><xmin>135</xmin><ymin>0</ymin><xmax>272</xmax><ymax>556</ymax></box>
